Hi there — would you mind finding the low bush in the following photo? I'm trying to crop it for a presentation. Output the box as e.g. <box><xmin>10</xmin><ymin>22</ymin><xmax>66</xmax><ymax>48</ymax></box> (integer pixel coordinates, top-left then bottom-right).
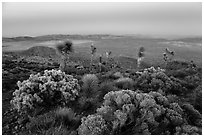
<box><xmin>55</xmin><ymin>107</ymin><xmax>81</xmax><ymax>129</ymax></box>
<box><xmin>134</xmin><ymin>67</ymin><xmax>188</xmax><ymax>95</ymax></box>
<box><xmin>98</xmin><ymin>82</ymin><xmax>119</xmax><ymax>102</ymax></box>
<box><xmin>114</xmin><ymin>77</ymin><xmax>134</xmax><ymax>90</ymax></box>
<box><xmin>175</xmin><ymin>124</ymin><xmax>202</xmax><ymax>135</ymax></box>
<box><xmin>26</xmin><ymin>110</ymin><xmax>55</xmax><ymax>134</ymax></box>
<box><xmin>192</xmin><ymin>85</ymin><xmax>202</xmax><ymax>112</ymax></box>
<box><xmin>78</xmin><ymin>114</ymin><xmax>108</xmax><ymax>135</ymax></box>
<box><xmin>81</xmin><ymin>74</ymin><xmax>99</xmax><ymax>97</ymax></box>
<box><xmin>42</xmin><ymin>126</ymin><xmax>70</xmax><ymax>135</ymax></box>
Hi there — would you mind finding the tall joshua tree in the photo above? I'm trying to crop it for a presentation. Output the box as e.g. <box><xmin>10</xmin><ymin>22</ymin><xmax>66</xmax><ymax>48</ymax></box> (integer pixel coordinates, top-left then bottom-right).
<box><xmin>165</xmin><ymin>48</ymin><xmax>174</xmax><ymax>61</ymax></box>
<box><xmin>105</xmin><ymin>51</ymin><xmax>112</xmax><ymax>62</ymax></box>
<box><xmin>137</xmin><ymin>47</ymin><xmax>145</xmax><ymax>68</ymax></box>
<box><xmin>99</xmin><ymin>54</ymin><xmax>103</xmax><ymax>72</ymax></box>
<box><xmin>163</xmin><ymin>52</ymin><xmax>168</xmax><ymax>68</ymax></box>
<box><xmin>90</xmin><ymin>43</ymin><xmax>96</xmax><ymax>70</ymax></box>
<box><xmin>56</xmin><ymin>40</ymin><xmax>73</xmax><ymax>72</ymax></box>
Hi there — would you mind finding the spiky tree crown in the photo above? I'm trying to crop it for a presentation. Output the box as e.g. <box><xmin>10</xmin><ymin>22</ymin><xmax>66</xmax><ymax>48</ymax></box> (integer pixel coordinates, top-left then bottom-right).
<box><xmin>56</xmin><ymin>40</ymin><xmax>73</xmax><ymax>55</ymax></box>
<box><xmin>138</xmin><ymin>47</ymin><xmax>145</xmax><ymax>58</ymax></box>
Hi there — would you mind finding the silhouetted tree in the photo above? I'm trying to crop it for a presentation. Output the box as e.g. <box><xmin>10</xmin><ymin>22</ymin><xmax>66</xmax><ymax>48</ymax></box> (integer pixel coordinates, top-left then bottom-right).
<box><xmin>137</xmin><ymin>47</ymin><xmax>145</xmax><ymax>68</ymax></box>
<box><xmin>90</xmin><ymin>43</ymin><xmax>96</xmax><ymax>70</ymax></box>
<box><xmin>56</xmin><ymin>40</ymin><xmax>73</xmax><ymax>72</ymax></box>
<box><xmin>165</xmin><ymin>48</ymin><xmax>174</xmax><ymax>61</ymax></box>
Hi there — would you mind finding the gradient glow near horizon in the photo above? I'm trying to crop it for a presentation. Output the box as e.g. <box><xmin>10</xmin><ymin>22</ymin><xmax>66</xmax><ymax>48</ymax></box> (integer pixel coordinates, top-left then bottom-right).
<box><xmin>2</xmin><ymin>2</ymin><xmax>202</xmax><ymax>38</ymax></box>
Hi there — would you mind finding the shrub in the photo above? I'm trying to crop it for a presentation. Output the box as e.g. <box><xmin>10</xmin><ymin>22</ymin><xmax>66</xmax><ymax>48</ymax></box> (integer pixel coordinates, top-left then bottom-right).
<box><xmin>114</xmin><ymin>77</ymin><xmax>134</xmax><ymax>90</ymax></box>
<box><xmin>26</xmin><ymin>110</ymin><xmax>56</xmax><ymax>134</ymax></box>
<box><xmin>165</xmin><ymin>60</ymin><xmax>189</xmax><ymax>70</ymax></box>
<box><xmin>42</xmin><ymin>126</ymin><xmax>70</xmax><ymax>135</ymax></box>
<box><xmin>112</xmin><ymin>72</ymin><xmax>124</xmax><ymax>79</ymax></box>
<box><xmin>10</xmin><ymin>69</ymin><xmax>80</xmax><ymax>114</ymax></box>
<box><xmin>55</xmin><ymin>107</ymin><xmax>78</xmax><ymax>127</ymax></box>
<box><xmin>98</xmin><ymin>82</ymin><xmax>119</xmax><ymax>102</ymax></box>
<box><xmin>192</xmin><ymin>85</ymin><xmax>202</xmax><ymax>112</ymax></box>
<box><xmin>96</xmin><ymin>90</ymin><xmax>168</xmax><ymax>134</ymax></box>
<box><xmin>77</xmin><ymin>89</ymin><xmax>201</xmax><ymax>135</ymax></box>
<box><xmin>184</xmin><ymin>74</ymin><xmax>201</xmax><ymax>89</ymax></box>
<box><xmin>78</xmin><ymin>74</ymin><xmax>100</xmax><ymax>113</ymax></box>
<box><xmin>175</xmin><ymin>124</ymin><xmax>202</xmax><ymax>135</ymax></box>
<box><xmin>135</xmin><ymin>66</ymin><xmax>187</xmax><ymax>95</ymax></box>
<box><xmin>181</xmin><ymin>103</ymin><xmax>202</xmax><ymax>127</ymax></box>
<box><xmin>78</xmin><ymin>114</ymin><xmax>108</xmax><ymax>135</ymax></box>
<box><xmin>81</xmin><ymin>74</ymin><xmax>99</xmax><ymax>97</ymax></box>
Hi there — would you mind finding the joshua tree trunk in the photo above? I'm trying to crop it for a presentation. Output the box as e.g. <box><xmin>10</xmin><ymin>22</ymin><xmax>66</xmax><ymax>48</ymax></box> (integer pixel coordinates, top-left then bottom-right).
<box><xmin>59</xmin><ymin>55</ymin><xmax>65</xmax><ymax>72</ymax></box>
<box><xmin>137</xmin><ymin>57</ymin><xmax>144</xmax><ymax>69</ymax></box>
<box><xmin>99</xmin><ymin>55</ymin><xmax>102</xmax><ymax>72</ymax></box>
<box><xmin>90</xmin><ymin>54</ymin><xmax>94</xmax><ymax>71</ymax></box>
<box><xmin>59</xmin><ymin>54</ymin><xmax>69</xmax><ymax>72</ymax></box>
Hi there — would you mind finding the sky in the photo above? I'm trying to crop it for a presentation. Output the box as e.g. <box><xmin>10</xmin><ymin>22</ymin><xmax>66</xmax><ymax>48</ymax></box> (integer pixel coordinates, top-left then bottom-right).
<box><xmin>2</xmin><ymin>2</ymin><xmax>202</xmax><ymax>38</ymax></box>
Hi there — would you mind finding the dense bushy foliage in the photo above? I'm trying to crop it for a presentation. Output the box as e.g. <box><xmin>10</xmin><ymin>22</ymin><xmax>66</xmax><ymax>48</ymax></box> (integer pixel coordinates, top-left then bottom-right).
<box><xmin>78</xmin><ymin>114</ymin><xmax>107</xmax><ymax>135</ymax></box>
<box><xmin>135</xmin><ymin>67</ymin><xmax>187</xmax><ymax>95</ymax></box>
<box><xmin>112</xmin><ymin>72</ymin><xmax>124</xmax><ymax>79</ymax></box>
<box><xmin>42</xmin><ymin>126</ymin><xmax>71</xmax><ymax>135</ymax></box>
<box><xmin>56</xmin><ymin>40</ymin><xmax>73</xmax><ymax>55</ymax></box>
<box><xmin>175</xmin><ymin>124</ymin><xmax>202</xmax><ymax>135</ymax></box>
<box><xmin>184</xmin><ymin>74</ymin><xmax>201</xmax><ymax>89</ymax></box>
<box><xmin>55</xmin><ymin>107</ymin><xmax>79</xmax><ymax>127</ymax></box>
<box><xmin>26</xmin><ymin>110</ymin><xmax>55</xmax><ymax>134</ymax></box>
<box><xmin>78</xmin><ymin>89</ymin><xmax>201</xmax><ymax>135</ymax></box>
<box><xmin>98</xmin><ymin>82</ymin><xmax>119</xmax><ymax>102</ymax></box>
<box><xmin>181</xmin><ymin>103</ymin><xmax>202</xmax><ymax>127</ymax></box>
<box><xmin>192</xmin><ymin>85</ymin><xmax>202</xmax><ymax>112</ymax></box>
<box><xmin>10</xmin><ymin>69</ymin><xmax>80</xmax><ymax>114</ymax></box>
<box><xmin>81</xmin><ymin>74</ymin><xmax>99</xmax><ymax>96</ymax></box>
<box><xmin>114</xmin><ymin>77</ymin><xmax>134</xmax><ymax>90</ymax></box>
<box><xmin>78</xmin><ymin>74</ymin><xmax>100</xmax><ymax>113</ymax></box>
<box><xmin>7</xmin><ymin>62</ymin><xmax>201</xmax><ymax>135</ymax></box>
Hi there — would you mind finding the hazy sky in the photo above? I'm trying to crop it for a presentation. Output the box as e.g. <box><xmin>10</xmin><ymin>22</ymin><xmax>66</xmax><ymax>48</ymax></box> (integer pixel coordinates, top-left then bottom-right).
<box><xmin>2</xmin><ymin>2</ymin><xmax>202</xmax><ymax>37</ymax></box>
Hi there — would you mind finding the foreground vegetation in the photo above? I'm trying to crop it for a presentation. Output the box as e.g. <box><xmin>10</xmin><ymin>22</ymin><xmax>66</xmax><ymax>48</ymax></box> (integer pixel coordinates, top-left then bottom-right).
<box><xmin>2</xmin><ymin>45</ymin><xmax>202</xmax><ymax>135</ymax></box>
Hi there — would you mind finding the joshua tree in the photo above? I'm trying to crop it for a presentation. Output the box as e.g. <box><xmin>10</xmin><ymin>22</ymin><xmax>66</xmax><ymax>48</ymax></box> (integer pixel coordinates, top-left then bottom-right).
<box><xmin>90</xmin><ymin>43</ymin><xmax>96</xmax><ymax>70</ymax></box>
<box><xmin>137</xmin><ymin>47</ymin><xmax>145</xmax><ymax>68</ymax></box>
<box><xmin>105</xmin><ymin>51</ymin><xmax>112</xmax><ymax>59</ymax></box>
<box><xmin>165</xmin><ymin>48</ymin><xmax>174</xmax><ymax>61</ymax></box>
<box><xmin>56</xmin><ymin>40</ymin><xmax>73</xmax><ymax>72</ymax></box>
<box><xmin>99</xmin><ymin>54</ymin><xmax>103</xmax><ymax>72</ymax></box>
<box><xmin>105</xmin><ymin>51</ymin><xmax>112</xmax><ymax>63</ymax></box>
<box><xmin>163</xmin><ymin>52</ymin><xmax>168</xmax><ymax>68</ymax></box>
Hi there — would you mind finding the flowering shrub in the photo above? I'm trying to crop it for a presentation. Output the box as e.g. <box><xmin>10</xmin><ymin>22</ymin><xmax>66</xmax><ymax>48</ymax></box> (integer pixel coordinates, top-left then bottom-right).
<box><xmin>181</xmin><ymin>103</ymin><xmax>202</xmax><ymax>127</ymax></box>
<box><xmin>10</xmin><ymin>69</ymin><xmax>80</xmax><ymax>114</ymax></box>
<box><xmin>96</xmin><ymin>90</ymin><xmax>168</xmax><ymax>133</ymax></box>
<box><xmin>175</xmin><ymin>124</ymin><xmax>202</xmax><ymax>135</ymax></box>
<box><xmin>135</xmin><ymin>67</ymin><xmax>187</xmax><ymax>95</ymax></box>
<box><xmin>77</xmin><ymin>89</ymin><xmax>201</xmax><ymax>135</ymax></box>
<box><xmin>78</xmin><ymin>114</ymin><xmax>107</xmax><ymax>135</ymax></box>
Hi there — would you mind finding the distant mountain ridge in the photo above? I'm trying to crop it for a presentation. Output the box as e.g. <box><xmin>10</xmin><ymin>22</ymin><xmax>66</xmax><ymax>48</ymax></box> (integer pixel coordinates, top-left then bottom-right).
<box><xmin>3</xmin><ymin>34</ymin><xmax>202</xmax><ymax>43</ymax></box>
<box><xmin>2</xmin><ymin>36</ymin><xmax>34</xmax><ymax>42</ymax></box>
<box><xmin>172</xmin><ymin>37</ymin><xmax>202</xmax><ymax>43</ymax></box>
<box><xmin>2</xmin><ymin>34</ymin><xmax>113</xmax><ymax>42</ymax></box>
<box><xmin>2</xmin><ymin>34</ymin><xmax>164</xmax><ymax>41</ymax></box>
